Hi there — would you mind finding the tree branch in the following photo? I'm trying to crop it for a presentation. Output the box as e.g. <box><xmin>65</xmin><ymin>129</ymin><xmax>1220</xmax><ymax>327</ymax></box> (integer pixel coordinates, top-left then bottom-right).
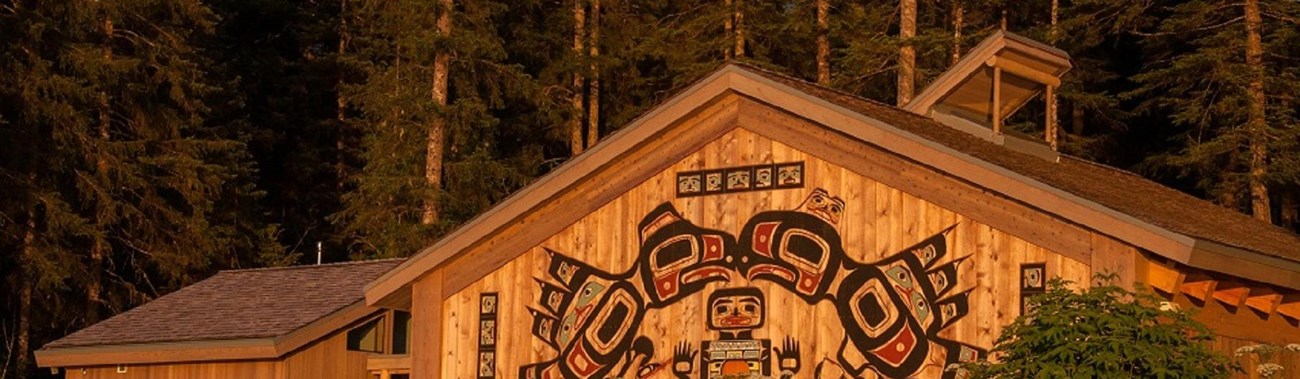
<box><xmin>1263</xmin><ymin>11</ymin><xmax>1300</xmax><ymax>25</ymax></box>
<box><xmin>1131</xmin><ymin>16</ymin><xmax>1244</xmax><ymax>37</ymax></box>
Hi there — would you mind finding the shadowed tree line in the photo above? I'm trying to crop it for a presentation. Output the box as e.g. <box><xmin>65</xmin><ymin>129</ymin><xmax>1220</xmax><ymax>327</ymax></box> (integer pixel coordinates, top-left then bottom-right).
<box><xmin>1</xmin><ymin>0</ymin><xmax>1298</xmax><ymax>378</ymax></box>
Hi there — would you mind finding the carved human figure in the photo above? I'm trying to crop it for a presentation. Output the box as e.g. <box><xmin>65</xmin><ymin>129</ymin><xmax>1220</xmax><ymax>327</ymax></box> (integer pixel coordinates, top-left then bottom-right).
<box><xmin>671</xmin><ymin>287</ymin><xmax>801</xmax><ymax>379</ymax></box>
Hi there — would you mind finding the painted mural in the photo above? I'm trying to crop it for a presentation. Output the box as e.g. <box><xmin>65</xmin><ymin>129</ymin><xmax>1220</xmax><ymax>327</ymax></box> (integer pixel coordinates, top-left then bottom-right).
<box><xmin>519</xmin><ymin>189</ymin><xmax>985</xmax><ymax>379</ymax></box>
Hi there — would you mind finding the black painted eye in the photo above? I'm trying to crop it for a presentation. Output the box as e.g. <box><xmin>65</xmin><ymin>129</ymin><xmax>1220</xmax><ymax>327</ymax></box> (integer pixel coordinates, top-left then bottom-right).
<box><xmin>813</xmin><ymin>195</ymin><xmax>824</xmax><ymax>204</ymax></box>
<box><xmin>743</xmin><ymin>304</ymin><xmax>757</xmax><ymax>314</ymax></box>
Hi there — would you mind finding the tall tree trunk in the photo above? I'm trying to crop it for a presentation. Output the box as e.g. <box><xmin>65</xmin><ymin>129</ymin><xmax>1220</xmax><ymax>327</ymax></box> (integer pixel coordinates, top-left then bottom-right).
<box><xmin>1071</xmin><ymin>103</ymin><xmax>1084</xmax><ymax>135</ymax></box>
<box><xmin>897</xmin><ymin>0</ymin><xmax>917</xmax><ymax>106</ymax></box>
<box><xmin>951</xmin><ymin>0</ymin><xmax>963</xmax><ymax>65</ymax></box>
<box><xmin>1049</xmin><ymin>0</ymin><xmax>1059</xmax><ymax>43</ymax></box>
<box><xmin>422</xmin><ymin>0</ymin><xmax>452</xmax><ymax>225</ymax></box>
<box><xmin>1244</xmin><ymin>0</ymin><xmax>1271</xmax><ymax>223</ymax></box>
<box><xmin>725</xmin><ymin>0</ymin><xmax>734</xmax><ymax>59</ymax></box>
<box><xmin>570</xmin><ymin>0</ymin><xmax>586</xmax><ymax>156</ymax></box>
<box><xmin>734</xmin><ymin>0</ymin><xmax>745</xmax><ymax>58</ymax></box>
<box><xmin>87</xmin><ymin>6</ymin><xmax>115</xmax><ymax>325</ymax></box>
<box><xmin>337</xmin><ymin>0</ymin><xmax>349</xmax><ymax>191</ymax></box>
<box><xmin>816</xmin><ymin>0</ymin><xmax>830</xmax><ymax>84</ymax></box>
<box><xmin>1282</xmin><ymin>194</ymin><xmax>1298</xmax><ymax>229</ymax></box>
<box><xmin>1046</xmin><ymin>0</ymin><xmax>1059</xmax><ymax>149</ymax></box>
<box><xmin>15</xmin><ymin>208</ymin><xmax>36</xmax><ymax>378</ymax></box>
<box><xmin>16</xmin><ymin>281</ymin><xmax>31</xmax><ymax>378</ymax></box>
<box><xmin>586</xmin><ymin>0</ymin><xmax>601</xmax><ymax>148</ymax></box>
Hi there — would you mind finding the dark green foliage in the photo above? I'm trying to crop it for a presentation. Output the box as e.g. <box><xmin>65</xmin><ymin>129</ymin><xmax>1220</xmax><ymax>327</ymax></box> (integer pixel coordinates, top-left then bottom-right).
<box><xmin>5</xmin><ymin>1</ymin><xmax>1300</xmax><ymax>378</ymax></box>
<box><xmin>1126</xmin><ymin>0</ymin><xmax>1300</xmax><ymax>210</ymax></box>
<box><xmin>962</xmin><ymin>277</ymin><xmax>1236</xmax><ymax>378</ymax></box>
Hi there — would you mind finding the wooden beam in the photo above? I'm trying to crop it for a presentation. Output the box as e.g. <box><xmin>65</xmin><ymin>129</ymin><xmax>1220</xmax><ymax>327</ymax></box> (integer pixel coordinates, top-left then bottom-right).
<box><xmin>992</xmin><ymin>65</ymin><xmax>1003</xmax><ymax>134</ymax></box>
<box><xmin>1180</xmin><ymin>274</ymin><xmax>1217</xmax><ymax>303</ymax></box>
<box><xmin>1244</xmin><ymin>288</ymin><xmax>1283</xmax><ymax>315</ymax></box>
<box><xmin>1140</xmin><ymin>257</ymin><xmax>1183</xmax><ymax>296</ymax></box>
<box><xmin>411</xmin><ymin>271</ymin><xmax>444</xmax><ymax>379</ymax></box>
<box><xmin>1276</xmin><ymin>294</ymin><xmax>1300</xmax><ymax>322</ymax></box>
<box><xmin>988</xmin><ymin>56</ymin><xmax>1063</xmax><ymax>87</ymax></box>
<box><xmin>1045</xmin><ymin>85</ymin><xmax>1058</xmax><ymax>150</ymax></box>
<box><xmin>1211</xmin><ymin>281</ymin><xmax>1249</xmax><ymax>308</ymax></box>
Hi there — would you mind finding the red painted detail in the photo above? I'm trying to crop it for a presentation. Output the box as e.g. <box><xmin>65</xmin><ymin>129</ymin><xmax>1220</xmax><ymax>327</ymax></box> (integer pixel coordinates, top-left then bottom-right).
<box><xmin>797</xmin><ymin>272</ymin><xmax>823</xmax><ymax>295</ymax></box>
<box><xmin>566</xmin><ymin>341</ymin><xmax>602</xmax><ymax>377</ymax></box>
<box><xmin>654</xmin><ymin>273</ymin><xmax>680</xmax><ymax>299</ymax></box>
<box><xmin>870</xmin><ymin>322</ymin><xmax>918</xmax><ymax>367</ymax></box>
<box><xmin>747</xmin><ymin>264</ymin><xmax>795</xmax><ymax>282</ymax></box>
<box><xmin>702</xmin><ymin>235</ymin><xmax>724</xmax><ymax>260</ymax></box>
<box><xmin>752</xmin><ymin>222</ymin><xmax>780</xmax><ymax>257</ymax></box>
<box><xmin>682</xmin><ymin>267</ymin><xmax>731</xmax><ymax>284</ymax></box>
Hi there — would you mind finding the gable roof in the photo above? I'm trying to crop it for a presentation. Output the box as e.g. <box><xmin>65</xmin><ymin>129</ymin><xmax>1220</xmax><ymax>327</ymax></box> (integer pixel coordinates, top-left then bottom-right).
<box><xmin>365</xmin><ymin>63</ymin><xmax>1300</xmax><ymax>307</ymax></box>
<box><xmin>750</xmin><ymin>64</ymin><xmax>1300</xmax><ymax>265</ymax></box>
<box><xmin>38</xmin><ymin>258</ymin><xmax>403</xmax><ymax>367</ymax></box>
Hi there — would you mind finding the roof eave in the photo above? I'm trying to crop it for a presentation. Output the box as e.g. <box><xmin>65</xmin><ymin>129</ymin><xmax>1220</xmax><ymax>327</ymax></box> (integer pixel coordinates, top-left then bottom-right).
<box><xmin>36</xmin><ymin>338</ymin><xmax>279</xmax><ymax>368</ymax></box>
<box><xmin>37</xmin><ymin>301</ymin><xmax>382</xmax><ymax>368</ymax></box>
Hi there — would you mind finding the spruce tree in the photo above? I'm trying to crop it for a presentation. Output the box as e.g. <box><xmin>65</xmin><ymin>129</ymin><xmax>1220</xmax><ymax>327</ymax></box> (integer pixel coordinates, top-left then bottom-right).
<box><xmin>1128</xmin><ymin>0</ymin><xmax>1300</xmax><ymax>223</ymax></box>
<box><xmin>1</xmin><ymin>0</ymin><xmax>284</xmax><ymax>377</ymax></box>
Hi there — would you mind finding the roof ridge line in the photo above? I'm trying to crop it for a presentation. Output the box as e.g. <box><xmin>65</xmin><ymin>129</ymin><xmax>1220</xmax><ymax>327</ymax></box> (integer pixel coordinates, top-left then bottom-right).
<box><xmin>220</xmin><ymin>257</ymin><xmax>406</xmax><ymax>274</ymax></box>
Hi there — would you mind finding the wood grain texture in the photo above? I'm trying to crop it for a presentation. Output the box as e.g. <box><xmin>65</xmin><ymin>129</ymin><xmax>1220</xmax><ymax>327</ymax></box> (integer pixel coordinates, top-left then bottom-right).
<box><xmin>412</xmin><ymin>270</ymin><xmax>443</xmax><ymax>379</ymax></box>
<box><xmin>66</xmin><ymin>331</ymin><xmax>369</xmax><ymax>379</ymax></box>
<box><xmin>429</xmin><ymin>126</ymin><xmax>1094</xmax><ymax>378</ymax></box>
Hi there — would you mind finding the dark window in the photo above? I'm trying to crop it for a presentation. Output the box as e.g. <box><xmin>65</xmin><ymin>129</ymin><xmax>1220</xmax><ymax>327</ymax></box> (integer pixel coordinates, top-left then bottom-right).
<box><xmin>392</xmin><ymin>311</ymin><xmax>412</xmax><ymax>354</ymax></box>
<box><xmin>347</xmin><ymin>317</ymin><xmax>385</xmax><ymax>353</ymax></box>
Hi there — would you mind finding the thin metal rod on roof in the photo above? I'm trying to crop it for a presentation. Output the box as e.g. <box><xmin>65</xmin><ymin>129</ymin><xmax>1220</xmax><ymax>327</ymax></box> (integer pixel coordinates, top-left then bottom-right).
<box><xmin>317</xmin><ymin>241</ymin><xmax>323</xmax><ymax>265</ymax></box>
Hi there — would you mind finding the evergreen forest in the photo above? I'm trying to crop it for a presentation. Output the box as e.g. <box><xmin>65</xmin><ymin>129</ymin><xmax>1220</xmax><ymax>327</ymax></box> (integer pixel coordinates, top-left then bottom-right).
<box><xmin>2</xmin><ymin>0</ymin><xmax>1299</xmax><ymax>377</ymax></box>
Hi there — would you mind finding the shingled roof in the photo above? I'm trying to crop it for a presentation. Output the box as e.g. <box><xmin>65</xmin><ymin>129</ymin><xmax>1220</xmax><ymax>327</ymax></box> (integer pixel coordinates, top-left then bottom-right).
<box><xmin>365</xmin><ymin>62</ymin><xmax>1300</xmax><ymax>308</ymax></box>
<box><xmin>44</xmin><ymin>259</ymin><xmax>403</xmax><ymax>349</ymax></box>
<box><xmin>738</xmin><ymin>62</ymin><xmax>1300</xmax><ymax>264</ymax></box>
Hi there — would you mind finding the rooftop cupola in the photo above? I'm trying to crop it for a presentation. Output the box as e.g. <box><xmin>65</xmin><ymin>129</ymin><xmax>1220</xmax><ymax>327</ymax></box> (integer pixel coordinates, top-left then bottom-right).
<box><xmin>905</xmin><ymin>31</ymin><xmax>1072</xmax><ymax>161</ymax></box>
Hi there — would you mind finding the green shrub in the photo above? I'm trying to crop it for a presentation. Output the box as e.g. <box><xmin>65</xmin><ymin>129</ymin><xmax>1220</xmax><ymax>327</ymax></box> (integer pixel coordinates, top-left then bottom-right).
<box><xmin>958</xmin><ymin>276</ymin><xmax>1237</xmax><ymax>378</ymax></box>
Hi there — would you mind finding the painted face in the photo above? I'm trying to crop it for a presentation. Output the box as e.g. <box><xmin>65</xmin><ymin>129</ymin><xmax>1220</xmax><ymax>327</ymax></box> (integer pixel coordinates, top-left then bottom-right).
<box><xmin>678</xmin><ymin>175</ymin><xmax>702</xmax><ymax>193</ymax></box>
<box><xmin>737</xmin><ymin>189</ymin><xmax>845</xmax><ymax>302</ymax></box>
<box><xmin>636</xmin><ymin>203</ymin><xmax>738</xmax><ymax>308</ymax></box>
<box><xmin>755</xmin><ymin>167</ymin><xmax>773</xmax><ymax>187</ymax></box>
<box><xmin>707</xmin><ymin>288</ymin><xmax>766</xmax><ymax>331</ymax></box>
<box><xmin>833</xmin><ymin>231</ymin><xmax>971</xmax><ymax>377</ymax></box>
<box><xmin>529</xmin><ymin>252</ymin><xmax>646</xmax><ymax>379</ymax></box>
<box><xmin>799</xmin><ymin>189</ymin><xmax>845</xmax><ymax>225</ymax></box>
<box><xmin>726</xmin><ymin>170</ymin><xmax>751</xmax><ymax>190</ymax></box>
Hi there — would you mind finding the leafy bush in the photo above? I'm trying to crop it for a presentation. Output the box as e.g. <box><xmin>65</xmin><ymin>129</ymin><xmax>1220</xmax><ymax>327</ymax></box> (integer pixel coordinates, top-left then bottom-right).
<box><xmin>958</xmin><ymin>276</ymin><xmax>1237</xmax><ymax>378</ymax></box>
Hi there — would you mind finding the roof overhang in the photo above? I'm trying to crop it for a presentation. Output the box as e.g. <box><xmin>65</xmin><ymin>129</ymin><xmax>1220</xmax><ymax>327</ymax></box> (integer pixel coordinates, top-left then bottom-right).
<box><xmin>364</xmin><ymin>63</ymin><xmax>1300</xmax><ymax>308</ymax></box>
<box><xmin>36</xmin><ymin>301</ymin><xmax>381</xmax><ymax>368</ymax></box>
<box><xmin>906</xmin><ymin>30</ymin><xmax>1072</xmax><ymax>119</ymax></box>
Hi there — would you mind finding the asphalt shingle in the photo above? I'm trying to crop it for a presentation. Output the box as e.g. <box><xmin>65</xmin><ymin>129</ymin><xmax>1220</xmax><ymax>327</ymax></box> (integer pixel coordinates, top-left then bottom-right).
<box><xmin>44</xmin><ymin>259</ymin><xmax>403</xmax><ymax>348</ymax></box>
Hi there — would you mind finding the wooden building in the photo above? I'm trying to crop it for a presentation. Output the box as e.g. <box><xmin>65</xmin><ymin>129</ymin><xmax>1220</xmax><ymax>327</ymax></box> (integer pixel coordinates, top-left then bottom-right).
<box><xmin>36</xmin><ymin>259</ymin><xmax>413</xmax><ymax>379</ymax></box>
<box><xmin>38</xmin><ymin>31</ymin><xmax>1300</xmax><ymax>379</ymax></box>
<box><xmin>362</xmin><ymin>32</ymin><xmax>1300</xmax><ymax>378</ymax></box>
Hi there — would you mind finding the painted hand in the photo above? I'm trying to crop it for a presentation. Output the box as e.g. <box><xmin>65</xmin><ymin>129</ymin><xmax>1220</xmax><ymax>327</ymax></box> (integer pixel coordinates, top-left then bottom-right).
<box><xmin>671</xmin><ymin>341</ymin><xmax>697</xmax><ymax>379</ymax></box>
<box><xmin>774</xmin><ymin>337</ymin><xmax>802</xmax><ymax>375</ymax></box>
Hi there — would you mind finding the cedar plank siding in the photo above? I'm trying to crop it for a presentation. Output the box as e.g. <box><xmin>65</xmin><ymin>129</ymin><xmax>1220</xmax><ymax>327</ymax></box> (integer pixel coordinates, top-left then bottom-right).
<box><xmin>415</xmin><ymin>95</ymin><xmax>1300</xmax><ymax>379</ymax></box>
<box><xmin>61</xmin><ymin>326</ymin><xmax>369</xmax><ymax>379</ymax></box>
<box><xmin>426</xmin><ymin>98</ymin><xmax>1100</xmax><ymax>378</ymax></box>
